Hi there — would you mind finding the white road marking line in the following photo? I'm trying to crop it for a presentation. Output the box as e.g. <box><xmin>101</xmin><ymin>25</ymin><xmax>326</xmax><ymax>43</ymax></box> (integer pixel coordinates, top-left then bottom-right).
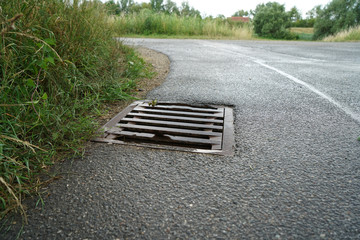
<box><xmin>253</xmin><ymin>59</ymin><xmax>360</xmax><ymax>124</ymax></box>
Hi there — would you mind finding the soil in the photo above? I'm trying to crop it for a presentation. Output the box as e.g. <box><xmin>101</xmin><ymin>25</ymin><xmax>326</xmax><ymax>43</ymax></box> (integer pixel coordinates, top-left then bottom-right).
<box><xmin>99</xmin><ymin>47</ymin><xmax>170</xmax><ymax>126</ymax></box>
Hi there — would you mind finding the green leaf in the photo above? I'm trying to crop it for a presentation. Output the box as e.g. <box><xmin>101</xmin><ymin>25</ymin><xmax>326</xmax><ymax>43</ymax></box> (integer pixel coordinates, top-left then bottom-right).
<box><xmin>45</xmin><ymin>57</ymin><xmax>55</xmax><ymax>65</ymax></box>
<box><xmin>358</xmin><ymin>136</ymin><xmax>360</xmax><ymax>141</ymax></box>
<box><xmin>36</xmin><ymin>59</ymin><xmax>47</xmax><ymax>70</ymax></box>
<box><xmin>41</xmin><ymin>93</ymin><xmax>48</xmax><ymax>100</ymax></box>
<box><xmin>0</xmin><ymin>197</ymin><xmax>6</xmax><ymax>209</ymax></box>
<box><xmin>44</xmin><ymin>38</ymin><xmax>56</xmax><ymax>46</ymax></box>
<box><xmin>0</xmin><ymin>144</ymin><xmax>4</xmax><ymax>160</ymax></box>
<box><xmin>52</xmin><ymin>132</ymin><xmax>59</xmax><ymax>140</ymax></box>
<box><xmin>26</xmin><ymin>79</ymin><xmax>36</xmax><ymax>88</ymax></box>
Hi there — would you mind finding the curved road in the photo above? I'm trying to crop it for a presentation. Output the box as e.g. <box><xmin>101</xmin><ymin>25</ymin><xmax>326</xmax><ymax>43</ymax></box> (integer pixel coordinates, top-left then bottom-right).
<box><xmin>2</xmin><ymin>39</ymin><xmax>360</xmax><ymax>239</ymax></box>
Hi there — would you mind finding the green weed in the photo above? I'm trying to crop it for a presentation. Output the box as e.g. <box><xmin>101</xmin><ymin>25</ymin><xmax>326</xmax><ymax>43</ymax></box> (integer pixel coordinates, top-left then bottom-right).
<box><xmin>297</xmin><ymin>33</ymin><xmax>314</xmax><ymax>41</ymax></box>
<box><xmin>1</xmin><ymin>0</ymin><xmax>151</xmax><ymax>219</ymax></box>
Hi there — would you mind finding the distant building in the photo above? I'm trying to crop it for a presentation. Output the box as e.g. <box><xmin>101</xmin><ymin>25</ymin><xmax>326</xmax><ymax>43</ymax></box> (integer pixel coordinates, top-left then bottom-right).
<box><xmin>229</xmin><ymin>17</ymin><xmax>250</xmax><ymax>23</ymax></box>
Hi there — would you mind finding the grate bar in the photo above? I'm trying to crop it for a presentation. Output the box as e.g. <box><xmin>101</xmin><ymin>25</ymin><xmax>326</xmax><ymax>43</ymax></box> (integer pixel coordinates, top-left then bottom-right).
<box><xmin>119</xmin><ymin>118</ymin><xmax>223</xmax><ymax>130</ymax></box>
<box><xmin>127</xmin><ymin>113</ymin><xmax>223</xmax><ymax>123</ymax></box>
<box><xmin>114</xmin><ymin>131</ymin><xmax>221</xmax><ymax>145</ymax></box>
<box><xmin>133</xmin><ymin>107</ymin><xmax>224</xmax><ymax>118</ymax></box>
<box><xmin>138</xmin><ymin>103</ymin><xmax>223</xmax><ymax>113</ymax></box>
<box><xmin>110</xmin><ymin>124</ymin><xmax>222</xmax><ymax>137</ymax></box>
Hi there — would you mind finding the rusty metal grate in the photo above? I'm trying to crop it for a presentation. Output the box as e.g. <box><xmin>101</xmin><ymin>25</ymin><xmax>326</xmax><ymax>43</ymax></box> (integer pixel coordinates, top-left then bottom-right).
<box><xmin>93</xmin><ymin>101</ymin><xmax>234</xmax><ymax>155</ymax></box>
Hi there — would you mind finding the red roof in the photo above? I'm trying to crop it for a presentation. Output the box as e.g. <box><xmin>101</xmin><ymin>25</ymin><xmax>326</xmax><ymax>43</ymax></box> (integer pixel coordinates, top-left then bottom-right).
<box><xmin>230</xmin><ymin>17</ymin><xmax>250</xmax><ymax>22</ymax></box>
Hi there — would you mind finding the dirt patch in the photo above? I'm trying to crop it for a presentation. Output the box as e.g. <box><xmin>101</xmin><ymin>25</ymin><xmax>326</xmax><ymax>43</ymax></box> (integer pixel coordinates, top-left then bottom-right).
<box><xmin>98</xmin><ymin>47</ymin><xmax>170</xmax><ymax>126</ymax></box>
<box><xmin>135</xmin><ymin>46</ymin><xmax>170</xmax><ymax>96</ymax></box>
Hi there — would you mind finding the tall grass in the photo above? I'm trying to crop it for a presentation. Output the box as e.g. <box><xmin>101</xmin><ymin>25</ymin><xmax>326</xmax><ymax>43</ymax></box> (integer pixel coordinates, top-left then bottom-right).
<box><xmin>113</xmin><ymin>9</ymin><xmax>253</xmax><ymax>39</ymax></box>
<box><xmin>0</xmin><ymin>0</ymin><xmax>149</xmax><ymax>219</ymax></box>
<box><xmin>322</xmin><ymin>25</ymin><xmax>360</xmax><ymax>42</ymax></box>
<box><xmin>290</xmin><ymin>28</ymin><xmax>314</xmax><ymax>41</ymax></box>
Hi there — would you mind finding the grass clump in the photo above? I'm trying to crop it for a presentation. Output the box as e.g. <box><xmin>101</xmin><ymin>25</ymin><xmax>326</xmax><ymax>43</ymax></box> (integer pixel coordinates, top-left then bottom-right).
<box><xmin>322</xmin><ymin>25</ymin><xmax>360</xmax><ymax>42</ymax></box>
<box><xmin>290</xmin><ymin>28</ymin><xmax>314</xmax><ymax>41</ymax></box>
<box><xmin>112</xmin><ymin>10</ymin><xmax>253</xmax><ymax>39</ymax></box>
<box><xmin>0</xmin><ymin>0</ymin><xmax>150</xmax><ymax>220</ymax></box>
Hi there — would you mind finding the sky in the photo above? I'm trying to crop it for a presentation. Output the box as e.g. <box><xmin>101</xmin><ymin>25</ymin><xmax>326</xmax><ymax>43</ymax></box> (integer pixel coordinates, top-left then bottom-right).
<box><xmin>131</xmin><ymin>0</ymin><xmax>332</xmax><ymax>17</ymax></box>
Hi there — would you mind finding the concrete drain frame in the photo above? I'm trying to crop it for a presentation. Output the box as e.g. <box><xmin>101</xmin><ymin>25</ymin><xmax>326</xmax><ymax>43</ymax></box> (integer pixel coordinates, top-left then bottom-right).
<box><xmin>93</xmin><ymin>100</ymin><xmax>234</xmax><ymax>155</ymax></box>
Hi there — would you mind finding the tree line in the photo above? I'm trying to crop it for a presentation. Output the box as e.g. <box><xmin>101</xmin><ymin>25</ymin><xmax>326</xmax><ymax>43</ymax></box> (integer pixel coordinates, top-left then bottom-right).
<box><xmin>104</xmin><ymin>0</ymin><xmax>201</xmax><ymax>18</ymax></box>
<box><xmin>235</xmin><ymin>0</ymin><xmax>359</xmax><ymax>40</ymax></box>
<box><xmin>103</xmin><ymin>0</ymin><xmax>360</xmax><ymax>40</ymax></box>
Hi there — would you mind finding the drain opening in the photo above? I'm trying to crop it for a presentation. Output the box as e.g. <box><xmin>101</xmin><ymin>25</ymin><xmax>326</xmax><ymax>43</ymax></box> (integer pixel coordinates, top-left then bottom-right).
<box><xmin>93</xmin><ymin>101</ymin><xmax>234</xmax><ymax>155</ymax></box>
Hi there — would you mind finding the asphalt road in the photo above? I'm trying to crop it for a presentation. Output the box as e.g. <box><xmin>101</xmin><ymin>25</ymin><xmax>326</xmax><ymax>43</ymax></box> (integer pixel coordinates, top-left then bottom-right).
<box><xmin>2</xmin><ymin>39</ymin><xmax>360</xmax><ymax>239</ymax></box>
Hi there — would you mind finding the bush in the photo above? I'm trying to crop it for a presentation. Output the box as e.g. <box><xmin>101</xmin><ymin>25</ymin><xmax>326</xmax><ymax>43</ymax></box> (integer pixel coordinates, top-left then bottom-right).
<box><xmin>252</xmin><ymin>2</ymin><xmax>295</xmax><ymax>39</ymax></box>
<box><xmin>313</xmin><ymin>0</ymin><xmax>360</xmax><ymax>40</ymax></box>
<box><xmin>291</xmin><ymin>19</ymin><xmax>316</xmax><ymax>28</ymax></box>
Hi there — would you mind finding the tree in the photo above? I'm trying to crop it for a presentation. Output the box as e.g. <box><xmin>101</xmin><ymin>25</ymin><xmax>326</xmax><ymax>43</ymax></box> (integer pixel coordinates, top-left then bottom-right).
<box><xmin>180</xmin><ymin>1</ymin><xmax>201</xmax><ymax>18</ymax></box>
<box><xmin>164</xmin><ymin>0</ymin><xmax>180</xmax><ymax>15</ymax></box>
<box><xmin>150</xmin><ymin>0</ymin><xmax>164</xmax><ymax>12</ymax></box>
<box><xmin>120</xmin><ymin>0</ymin><xmax>134</xmax><ymax>13</ymax></box>
<box><xmin>105</xmin><ymin>0</ymin><xmax>121</xmax><ymax>15</ymax></box>
<box><xmin>104</xmin><ymin>0</ymin><xmax>134</xmax><ymax>14</ymax></box>
<box><xmin>252</xmin><ymin>2</ymin><xmax>295</xmax><ymax>39</ymax></box>
<box><xmin>216</xmin><ymin>14</ymin><xmax>226</xmax><ymax>19</ymax></box>
<box><xmin>313</xmin><ymin>0</ymin><xmax>360</xmax><ymax>39</ymax></box>
<box><xmin>232</xmin><ymin>10</ymin><xmax>249</xmax><ymax>17</ymax></box>
<box><xmin>129</xmin><ymin>2</ymin><xmax>151</xmax><ymax>13</ymax></box>
<box><xmin>306</xmin><ymin>5</ymin><xmax>322</xmax><ymax>19</ymax></box>
<box><xmin>288</xmin><ymin>6</ymin><xmax>301</xmax><ymax>22</ymax></box>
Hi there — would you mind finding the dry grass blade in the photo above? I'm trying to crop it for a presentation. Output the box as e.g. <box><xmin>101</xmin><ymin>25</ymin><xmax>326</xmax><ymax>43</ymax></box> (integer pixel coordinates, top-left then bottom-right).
<box><xmin>322</xmin><ymin>25</ymin><xmax>360</xmax><ymax>42</ymax></box>
<box><xmin>0</xmin><ymin>153</ymin><xmax>26</xmax><ymax>169</ymax></box>
<box><xmin>1</xmin><ymin>135</ymin><xmax>47</xmax><ymax>153</ymax></box>
<box><xmin>0</xmin><ymin>103</ymin><xmax>33</xmax><ymax>107</ymax></box>
<box><xmin>0</xmin><ymin>13</ymin><xmax>23</xmax><ymax>35</ymax></box>
<box><xmin>0</xmin><ymin>177</ymin><xmax>27</xmax><ymax>224</ymax></box>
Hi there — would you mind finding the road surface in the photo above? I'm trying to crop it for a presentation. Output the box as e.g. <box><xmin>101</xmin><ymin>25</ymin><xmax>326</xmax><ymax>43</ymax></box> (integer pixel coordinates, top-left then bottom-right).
<box><xmin>2</xmin><ymin>39</ymin><xmax>360</xmax><ymax>239</ymax></box>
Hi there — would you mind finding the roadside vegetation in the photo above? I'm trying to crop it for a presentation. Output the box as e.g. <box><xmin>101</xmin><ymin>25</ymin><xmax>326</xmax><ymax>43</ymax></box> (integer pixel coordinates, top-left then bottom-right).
<box><xmin>105</xmin><ymin>0</ymin><xmax>253</xmax><ymax>39</ymax></box>
<box><xmin>113</xmin><ymin>10</ymin><xmax>253</xmax><ymax>39</ymax></box>
<box><xmin>252</xmin><ymin>2</ymin><xmax>298</xmax><ymax>40</ymax></box>
<box><xmin>0</xmin><ymin>0</ymin><xmax>152</xmax><ymax>220</ymax></box>
<box><xmin>104</xmin><ymin>0</ymin><xmax>359</xmax><ymax>41</ymax></box>
<box><xmin>290</xmin><ymin>28</ymin><xmax>314</xmax><ymax>41</ymax></box>
<box><xmin>322</xmin><ymin>25</ymin><xmax>360</xmax><ymax>41</ymax></box>
<box><xmin>313</xmin><ymin>0</ymin><xmax>360</xmax><ymax>40</ymax></box>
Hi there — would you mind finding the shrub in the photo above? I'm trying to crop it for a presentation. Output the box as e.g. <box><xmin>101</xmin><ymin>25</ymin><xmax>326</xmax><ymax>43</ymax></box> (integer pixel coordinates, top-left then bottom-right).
<box><xmin>313</xmin><ymin>0</ymin><xmax>360</xmax><ymax>40</ymax></box>
<box><xmin>252</xmin><ymin>2</ymin><xmax>296</xmax><ymax>39</ymax></box>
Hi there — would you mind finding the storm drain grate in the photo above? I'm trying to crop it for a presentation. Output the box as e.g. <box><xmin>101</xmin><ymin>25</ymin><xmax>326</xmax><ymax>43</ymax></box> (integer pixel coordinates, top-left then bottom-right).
<box><xmin>93</xmin><ymin>101</ymin><xmax>234</xmax><ymax>155</ymax></box>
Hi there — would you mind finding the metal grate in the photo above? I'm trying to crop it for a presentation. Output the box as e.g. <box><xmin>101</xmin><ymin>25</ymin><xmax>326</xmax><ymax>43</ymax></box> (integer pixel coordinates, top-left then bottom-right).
<box><xmin>93</xmin><ymin>101</ymin><xmax>234</xmax><ymax>155</ymax></box>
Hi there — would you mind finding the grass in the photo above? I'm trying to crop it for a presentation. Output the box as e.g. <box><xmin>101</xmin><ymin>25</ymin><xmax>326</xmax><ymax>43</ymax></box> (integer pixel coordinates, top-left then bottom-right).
<box><xmin>112</xmin><ymin>10</ymin><xmax>253</xmax><ymax>40</ymax></box>
<box><xmin>0</xmin><ymin>0</ymin><xmax>152</xmax><ymax>221</ymax></box>
<box><xmin>290</xmin><ymin>28</ymin><xmax>314</xmax><ymax>41</ymax></box>
<box><xmin>121</xmin><ymin>33</ymin><xmax>251</xmax><ymax>40</ymax></box>
<box><xmin>290</xmin><ymin>28</ymin><xmax>314</xmax><ymax>34</ymax></box>
<box><xmin>322</xmin><ymin>25</ymin><xmax>360</xmax><ymax>42</ymax></box>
